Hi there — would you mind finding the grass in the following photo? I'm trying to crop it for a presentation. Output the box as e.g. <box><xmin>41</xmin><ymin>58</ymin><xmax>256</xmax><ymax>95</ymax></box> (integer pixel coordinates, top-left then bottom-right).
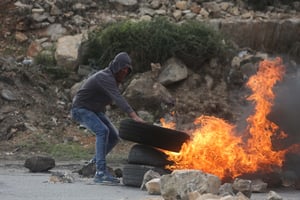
<box><xmin>9</xmin><ymin>129</ymin><xmax>93</xmax><ymax>161</ymax></box>
<box><xmin>10</xmin><ymin>128</ymin><xmax>134</xmax><ymax>162</ymax></box>
<box><xmin>47</xmin><ymin>143</ymin><xmax>94</xmax><ymax>160</ymax></box>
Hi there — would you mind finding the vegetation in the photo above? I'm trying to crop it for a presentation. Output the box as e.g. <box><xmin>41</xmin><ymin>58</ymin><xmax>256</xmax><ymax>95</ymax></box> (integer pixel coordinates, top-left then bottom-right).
<box><xmin>48</xmin><ymin>143</ymin><xmax>93</xmax><ymax>160</ymax></box>
<box><xmin>34</xmin><ymin>50</ymin><xmax>70</xmax><ymax>79</ymax></box>
<box><xmin>245</xmin><ymin>0</ymin><xmax>298</xmax><ymax>10</ymax></box>
<box><xmin>16</xmin><ymin>131</ymin><xmax>94</xmax><ymax>160</ymax></box>
<box><xmin>82</xmin><ymin>17</ymin><xmax>229</xmax><ymax>72</ymax></box>
<box><xmin>34</xmin><ymin>50</ymin><xmax>56</xmax><ymax>66</ymax></box>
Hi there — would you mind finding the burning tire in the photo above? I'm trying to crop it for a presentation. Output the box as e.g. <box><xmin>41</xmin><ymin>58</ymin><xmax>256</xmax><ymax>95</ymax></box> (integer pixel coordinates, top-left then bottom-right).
<box><xmin>122</xmin><ymin>164</ymin><xmax>169</xmax><ymax>187</ymax></box>
<box><xmin>119</xmin><ymin>119</ymin><xmax>190</xmax><ymax>152</ymax></box>
<box><xmin>128</xmin><ymin>144</ymin><xmax>173</xmax><ymax>167</ymax></box>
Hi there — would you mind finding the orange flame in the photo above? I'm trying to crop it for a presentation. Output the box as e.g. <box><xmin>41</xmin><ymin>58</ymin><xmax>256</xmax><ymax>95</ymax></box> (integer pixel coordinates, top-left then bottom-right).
<box><xmin>163</xmin><ymin>57</ymin><xmax>289</xmax><ymax>179</ymax></box>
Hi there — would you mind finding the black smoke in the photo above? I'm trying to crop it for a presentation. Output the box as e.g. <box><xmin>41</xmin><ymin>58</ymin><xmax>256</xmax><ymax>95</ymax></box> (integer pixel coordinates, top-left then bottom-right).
<box><xmin>268</xmin><ymin>64</ymin><xmax>300</xmax><ymax>179</ymax></box>
<box><xmin>269</xmin><ymin>67</ymin><xmax>300</xmax><ymax>149</ymax></box>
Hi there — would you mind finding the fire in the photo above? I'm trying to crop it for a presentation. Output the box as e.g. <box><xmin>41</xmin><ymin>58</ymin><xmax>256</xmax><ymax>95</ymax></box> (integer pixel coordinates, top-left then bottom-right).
<box><xmin>163</xmin><ymin>57</ymin><xmax>289</xmax><ymax>179</ymax></box>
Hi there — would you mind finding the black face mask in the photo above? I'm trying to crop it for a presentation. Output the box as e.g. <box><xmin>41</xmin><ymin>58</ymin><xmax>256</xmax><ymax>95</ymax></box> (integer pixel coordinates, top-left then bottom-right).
<box><xmin>115</xmin><ymin>67</ymin><xmax>130</xmax><ymax>83</ymax></box>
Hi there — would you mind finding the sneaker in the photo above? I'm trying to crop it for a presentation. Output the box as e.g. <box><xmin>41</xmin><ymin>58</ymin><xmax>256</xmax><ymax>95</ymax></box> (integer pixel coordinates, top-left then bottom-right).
<box><xmin>94</xmin><ymin>171</ymin><xmax>120</xmax><ymax>185</ymax></box>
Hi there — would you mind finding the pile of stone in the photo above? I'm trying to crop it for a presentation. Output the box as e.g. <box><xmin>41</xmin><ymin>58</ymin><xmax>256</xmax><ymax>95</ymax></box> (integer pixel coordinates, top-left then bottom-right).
<box><xmin>8</xmin><ymin>0</ymin><xmax>299</xmax><ymax>66</ymax></box>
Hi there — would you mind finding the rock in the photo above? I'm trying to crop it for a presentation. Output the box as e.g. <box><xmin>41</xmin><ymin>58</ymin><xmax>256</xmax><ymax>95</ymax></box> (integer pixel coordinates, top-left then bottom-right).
<box><xmin>49</xmin><ymin>171</ymin><xmax>75</xmax><ymax>183</ymax></box>
<box><xmin>219</xmin><ymin>183</ymin><xmax>234</xmax><ymax>196</ymax></box>
<box><xmin>78</xmin><ymin>162</ymin><xmax>96</xmax><ymax>178</ymax></box>
<box><xmin>251</xmin><ymin>179</ymin><xmax>268</xmax><ymax>193</ymax></box>
<box><xmin>26</xmin><ymin>41</ymin><xmax>42</xmax><ymax>58</ymax></box>
<box><xmin>24</xmin><ymin>156</ymin><xmax>55</xmax><ymax>172</ymax></box>
<box><xmin>15</xmin><ymin>31</ymin><xmax>28</xmax><ymax>43</ymax></box>
<box><xmin>109</xmin><ymin>0</ymin><xmax>139</xmax><ymax>12</ymax></box>
<box><xmin>160</xmin><ymin>170</ymin><xmax>221</xmax><ymax>200</ymax></box>
<box><xmin>141</xmin><ymin>170</ymin><xmax>161</xmax><ymax>190</ymax></box>
<box><xmin>158</xmin><ymin>57</ymin><xmax>188</xmax><ymax>86</ymax></box>
<box><xmin>145</xmin><ymin>178</ymin><xmax>161</xmax><ymax>195</ymax></box>
<box><xmin>267</xmin><ymin>190</ymin><xmax>283</xmax><ymax>200</ymax></box>
<box><xmin>124</xmin><ymin>71</ymin><xmax>175</xmax><ymax>112</ymax></box>
<box><xmin>55</xmin><ymin>34</ymin><xmax>84</xmax><ymax>71</ymax></box>
<box><xmin>1</xmin><ymin>89</ymin><xmax>17</xmax><ymax>101</ymax></box>
<box><xmin>232</xmin><ymin>178</ymin><xmax>252</xmax><ymax>198</ymax></box>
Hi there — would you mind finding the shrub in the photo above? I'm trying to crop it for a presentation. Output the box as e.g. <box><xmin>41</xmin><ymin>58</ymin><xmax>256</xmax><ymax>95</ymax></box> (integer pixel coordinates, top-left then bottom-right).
<box><xmin>34</xmin><ymin>50</ymin><xmax>69</xmax><ymax>79</ymax></box>
<box><xmin>82</xmin><ymin>17</ymin><xmax>229</xmax><ymax>72</ymax></box>
<box><xmin>34</xmin><ymin>51</ymin><xmax>56</xmax><ymax>66</ymax></box>
<box><xmin>245</xmin><ymin>0</ymin><xmax>297</xmax><ymax>10</ymax></box>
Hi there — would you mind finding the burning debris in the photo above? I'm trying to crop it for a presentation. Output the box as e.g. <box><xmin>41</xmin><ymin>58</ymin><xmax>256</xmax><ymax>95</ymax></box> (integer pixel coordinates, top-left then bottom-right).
<box><xmin>162</xmin><ymin>57</ymin><xmax>300</xmax><ymax>183</ymax></box>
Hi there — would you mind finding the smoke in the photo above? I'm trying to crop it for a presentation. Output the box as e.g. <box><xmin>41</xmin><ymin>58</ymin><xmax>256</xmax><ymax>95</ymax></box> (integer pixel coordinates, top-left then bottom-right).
<box><xmin>230</xmin><ymin>59</ymin><xmax>300</xmax><ymax>177</ymax></box>
<box><xmin>269</xmin><ymin>64</ymin><xmax>300</xmax><ymax>177</ymax></box>
<box><xmin>231</xmin><ymin>60</ymin><xmax>300</xmax><ymax>147</ymax></box>
<box><xmin>269</xmin><ymin>66</ymin><xmax>300</xmax><ymax>147</ymax></box>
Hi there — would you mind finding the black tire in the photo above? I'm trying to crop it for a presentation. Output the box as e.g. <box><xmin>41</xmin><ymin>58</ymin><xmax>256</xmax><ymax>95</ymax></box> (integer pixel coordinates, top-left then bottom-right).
<box><xmin>122</xmin><ymin>164</ymin><xmax>168</xmax><ymax>187</ymax></box>
<box><xmin>119</xmin><ymin>119</ymin><xmax>190</xmax><ymax>152</ymax></box>
<box><xmin>128</xmin><ymin>144</ymin><xmax>173</xmax><ymax>167</ymax></box>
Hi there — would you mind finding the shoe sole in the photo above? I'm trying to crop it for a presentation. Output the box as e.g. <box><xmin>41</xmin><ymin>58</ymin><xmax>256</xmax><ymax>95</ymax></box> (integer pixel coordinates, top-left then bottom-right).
<box><xmin>95</xmin><ymin>181</ymin><xmax>121</xmax><ymax>186</ymax></box>
<box><xmin>87</xmin><ymin>181</ymin><xmax>121</xmax><ymax>186</ymax></box>
<box><xmin>86</xmin><ymin>181</ymin><xmax>123</xmax><ymax>186</ymax></box>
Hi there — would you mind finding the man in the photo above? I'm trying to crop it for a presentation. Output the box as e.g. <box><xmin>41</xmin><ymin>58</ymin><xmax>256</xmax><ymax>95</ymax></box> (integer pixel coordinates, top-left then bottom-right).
<box><xmin>71</xmin><ymin>52</ymin><xmax>144</xmax><ymax>185</ymax></box>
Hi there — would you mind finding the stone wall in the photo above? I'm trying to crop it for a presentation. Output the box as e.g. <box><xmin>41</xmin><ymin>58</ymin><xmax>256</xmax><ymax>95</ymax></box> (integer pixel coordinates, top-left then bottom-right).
<box><xmin>215</xmin><ymin>18</ymin><xmax>300</xmax><ymax>60</ymax></box>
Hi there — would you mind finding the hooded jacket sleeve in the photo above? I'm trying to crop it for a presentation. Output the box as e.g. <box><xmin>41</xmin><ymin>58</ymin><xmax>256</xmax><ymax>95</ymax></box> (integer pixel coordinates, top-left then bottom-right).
<box><xmin>95</xmin><ymin>72</ymin><xmax>134</xmax><ymax>114</ymax></box>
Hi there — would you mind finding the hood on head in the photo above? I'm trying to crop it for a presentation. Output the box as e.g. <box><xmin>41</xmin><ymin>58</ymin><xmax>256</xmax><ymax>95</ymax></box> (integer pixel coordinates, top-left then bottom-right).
<box><xmin>108</xmin><ymin>52</ymin><xmax>132</xmax><ymax>74</ymax></box>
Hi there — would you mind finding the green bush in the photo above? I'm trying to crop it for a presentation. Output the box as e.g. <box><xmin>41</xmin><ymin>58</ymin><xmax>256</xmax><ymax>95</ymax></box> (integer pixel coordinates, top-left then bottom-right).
<box><xmin>34</xmin><ymin>51</ymin><xmax>70</xmax><ymax>79</ymax></box>
<box><xmin>245</xmin><ymin>0</ymin><xmax>297</xmax><ymax>10</ymax></box>
<box><xmin>34</xmin><ymin>50</ymin><xmax>56</xmax><ymax>66</ymax></box>
<box><xmin>82</xmin><ymin>17</ymin><xmax>229</xmax><ymax>72</ymax></box>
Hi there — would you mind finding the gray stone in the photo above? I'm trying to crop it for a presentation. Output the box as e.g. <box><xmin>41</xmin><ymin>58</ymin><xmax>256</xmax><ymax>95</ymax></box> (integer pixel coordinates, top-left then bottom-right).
<box><xmin>1</xmin><ymin>89</ymin><xmax>17</xmax><ymax>101</ymax></box>
<box><xmin>158</xmin><ymin>57</ymin><xmax>188</xmax><ymax>86</ymax></box>
<box><xmin>24</xmin><ymin>156</ymin><xmax>55</xmax><ymax>172</ymax></box>
<box><xmin>160</xmin><ymin>170</ymin><xmax>221</xmax><ymax>200</ymax></box>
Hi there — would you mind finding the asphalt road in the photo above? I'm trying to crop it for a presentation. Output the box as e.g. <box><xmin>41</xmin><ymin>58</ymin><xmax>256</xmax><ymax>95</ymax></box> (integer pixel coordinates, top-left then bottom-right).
<box><xmin>0</xmin><ymin>160</ymin><xmax>156</xmax><ymax>200</ymax></box>
<box><xmin>1</xmin><ymin>161</ymin><xmax>300</xmax><ymax>200</ymax></box>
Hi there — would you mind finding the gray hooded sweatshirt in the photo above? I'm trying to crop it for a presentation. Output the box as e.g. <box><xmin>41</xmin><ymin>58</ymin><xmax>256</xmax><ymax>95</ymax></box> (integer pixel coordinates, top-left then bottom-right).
<box><xmin>72</xmin><ymin>52</ymin><xmax>134</xmax><ymax>114</ymax></box>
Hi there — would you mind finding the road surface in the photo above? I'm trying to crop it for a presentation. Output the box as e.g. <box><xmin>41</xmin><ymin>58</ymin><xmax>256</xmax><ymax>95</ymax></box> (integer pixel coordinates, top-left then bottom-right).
<box><xmin>1</xmin><ymin>160</ymin><xmax>300</xmax><ymax>200</ymax></box>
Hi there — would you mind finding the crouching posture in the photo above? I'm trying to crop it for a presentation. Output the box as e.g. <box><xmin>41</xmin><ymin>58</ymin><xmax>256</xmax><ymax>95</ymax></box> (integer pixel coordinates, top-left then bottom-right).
<box><xmin>71</xmin><ymin>52</ymin><xmax>144</xmax><ymax>185</ymax></box>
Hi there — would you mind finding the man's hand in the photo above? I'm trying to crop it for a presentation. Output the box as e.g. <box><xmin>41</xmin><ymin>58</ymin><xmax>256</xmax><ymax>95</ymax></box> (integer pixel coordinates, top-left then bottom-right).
<box><xmin>129</xmin><ymin>111</ymin><xmax>145</xmax><ymax>123</ymax></box>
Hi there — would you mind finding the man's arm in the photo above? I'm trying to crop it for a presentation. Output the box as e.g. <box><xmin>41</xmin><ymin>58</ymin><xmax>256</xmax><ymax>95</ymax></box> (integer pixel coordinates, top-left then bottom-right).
<box><xmin>129</xmin><ymin>111</ymin><xmax>145</xmax><ymax>123</ymax></box>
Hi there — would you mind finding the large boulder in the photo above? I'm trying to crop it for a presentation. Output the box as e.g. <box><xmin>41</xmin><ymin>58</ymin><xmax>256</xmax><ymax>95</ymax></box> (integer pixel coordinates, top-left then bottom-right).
<box><xmin>55</xmin><ymin>34</ymin><xmax>83</xmax><ymax>71</ymax></box>
<box><xmin>160</xmin><ymin>169</ymin><xmax>221</xmax><ymax>200</ymax></box>
<box><xmin>124</xmin><ymin>71</ymin><xmax>175</xmax><ymax>113</ymax></box>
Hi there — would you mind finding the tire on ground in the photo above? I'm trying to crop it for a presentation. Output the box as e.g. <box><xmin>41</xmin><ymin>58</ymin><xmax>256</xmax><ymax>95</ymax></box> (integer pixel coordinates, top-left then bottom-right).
<box><xmin>122</xmin><ymin>164</ymin><xmax>169</xmax><ymax>187</ymax></box>
<box><xmin>119</xmin><ymin>119</ymin><xmax>190</xmax><ymax>152</ymax></box>
<box><xmin>128</xmin><ymin>144</ymin><xmax>173</xmax><ymax>167</ymax></box>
